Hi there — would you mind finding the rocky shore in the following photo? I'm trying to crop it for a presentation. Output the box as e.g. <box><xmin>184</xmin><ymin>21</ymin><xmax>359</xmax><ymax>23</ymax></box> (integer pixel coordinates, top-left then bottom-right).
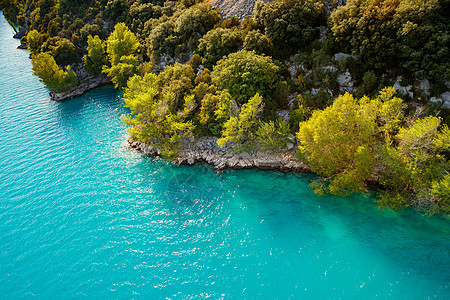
<box><xmin>49</xmin><ymin>75</ymin><xmax>111</xmax><ymax>101</ymax></box>
<box><xmin>129</xmin><ymin>137</ymin><xmax>311</xmax><ymax>173</ymax></box>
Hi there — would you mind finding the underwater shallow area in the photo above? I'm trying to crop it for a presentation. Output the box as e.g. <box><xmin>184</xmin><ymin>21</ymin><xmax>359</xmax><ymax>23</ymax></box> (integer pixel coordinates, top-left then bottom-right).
<box><xmin>0</xmin><ymin>12</ymin><xmax>448</xmax><ymax>298</ymax></box>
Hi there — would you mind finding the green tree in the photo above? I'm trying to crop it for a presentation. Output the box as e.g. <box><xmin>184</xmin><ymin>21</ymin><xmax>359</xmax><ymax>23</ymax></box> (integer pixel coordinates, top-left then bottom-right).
<box><xmin>174</xmin><ymin>3</ymin><xmax>220</xmax><ymax>41</ymax></box>
<box><xmin>212</xmin><ymin>50</ymin><xmax>279</xmax><ymax>104</ymax></box>
<box><xmin>217</xmin><ymin>93</ymin><xmax>264</xmax><ymax>151</ymax></box>
<box><xmin>84</xmin><ymin>35</ymin><xmax>108</xmax><ymax>75</ymax></box>
<box><xmin>256</xmin><ymin>119</ymin><xmax>290</xmax><ymax>152</ymax></box>
<box><xmin>123</xmin><ymin>73</ymin><xmax>195</xmax><ymax>158</ymax></box>
<box><xmin>26</xmin><ymin>30</ymin><xmax>43</xmax><ymax>55</ymax></box>
<box><xmin>197</xmin><ymin>27</ymin><xmax>242</xmax><ymax>69</ymax></box>
<box><xmin>377</xmin><ymin>116</ymin><xmax>450</xmax><ymax>215</ymax></box>
<box><xmin>156</xmin><ymin>63</ymin><xmax>196</xmax><ymax>108</ymax></box>
<box><xmin>105</xmin><ymin>22</ymin><xmax>140</xmax><ymax>66</ymax></box>
<box><xmin>41</xmin><ymin>36</ymin><xmax>80</xmax><ymax>66</ymax></box>
<box><xmin>243</xmin><ymin>30</ymin><xmax>273</xmax><ymax>55</ymax></box>
<box><xmin>197</xmin><ymin>89</ymin><xmax>232</xmax><ymax>136</ymax></box>
<box><xmin>254</xmin><ymin>0</ymin><xmax>326</xmax><ymax>56</ymax></box>
<box><xmin>104</xmin><ymin>55</ymin><xmax>139</xmax><ymax>88</ymax></box>
<box><xmin>296</xmin><ymin>92</ymin><xmax>377</xmax><ymax>195</ymax></box>
<box><xmin>330</xmin><ymin>0</ymin><xmax>449</xmax><ymax>81</ymax></box>
<box><xmin>32</xmin><ymin>53</ymin><xmax>78</xmax><ymax>92</ymax></box>
<box><xmin>103</xmin><ymin>23</ymin><xmax>140</xmax><ymax>88</ymax></box>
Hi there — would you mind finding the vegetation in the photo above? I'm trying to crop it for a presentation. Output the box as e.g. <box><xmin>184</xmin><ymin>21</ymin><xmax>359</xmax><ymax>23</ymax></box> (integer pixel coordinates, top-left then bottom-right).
<box><xmin>103</xmin><ymin>23</ymin><xmax>140</xmax><ymax>88</ymax></box>
<box><xmin>122</xmin><ymin>63</ymin><xmax>196</xmax><ymax>158</ymax></box>
<box><xmin>330</xmin><ymin>0</ymin><xmax>450</xmax><ymax>83</ymax></box>
<box><xmin>217</xmin><ymin>93</ymin><xmax>264</xmax><ymax>151</ymax></box>
<box><xmin>297</xmin><ymin>87</ymin><xmax>449</xmax><ymax>215</ymax></box>
<box><xmin>254</xmin><ymin>0</ymin><xmax>327</xmax><ymax>57</ymax></box>
<box><xmin>212</xmin><ymin>50</ymin><xmax>280</xmax><ymax>105</ymax></box>
<box><xmin>6</xmin><ymin>0</ymin><xmax>449</xmax><ymax>215</ymax></box>
<box><xmin>84</xmin><ymin>35</ymin><xmax>108</xmax><ymax>75</ymax></box>
<box><xmin>31</xmin><ymin>52</ymin><xmax>78</xmax><ymax>92</ymax></box>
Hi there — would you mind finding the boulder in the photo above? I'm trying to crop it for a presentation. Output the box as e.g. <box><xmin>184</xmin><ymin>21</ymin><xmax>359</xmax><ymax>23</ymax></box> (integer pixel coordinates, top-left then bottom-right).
<box><xmin>337</xmin><ymin>70</ymin><xmax>357</xmax><ymax>93</ymax></box>
<box><xmin>441</xmin><ymin>91</ymin><xmax>450</xmax><ymax>109</ymax></box>
<box><xmin>333</xmin><ymin>53</ymin><xmax>357</xmax><ymax>61</ymax></box>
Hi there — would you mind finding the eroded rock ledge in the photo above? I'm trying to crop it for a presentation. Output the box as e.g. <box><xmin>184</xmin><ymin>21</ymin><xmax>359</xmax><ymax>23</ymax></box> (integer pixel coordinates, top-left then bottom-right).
<box><xmin>129</xmin><ymin>137</ymin><xmax>311</xmax><ymax>173</ymax></box>
<box><xmin>49</xmin><ymin>75</ymin><xmax>111</xmax><ymax>101</ymax></box>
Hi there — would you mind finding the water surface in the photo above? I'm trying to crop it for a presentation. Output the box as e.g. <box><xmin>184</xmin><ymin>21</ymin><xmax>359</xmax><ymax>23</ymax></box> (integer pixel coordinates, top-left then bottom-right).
<box><xmin>0</xmin><ymin>12</ymin><xmax>448</xmax><ymax>298</ymax></box>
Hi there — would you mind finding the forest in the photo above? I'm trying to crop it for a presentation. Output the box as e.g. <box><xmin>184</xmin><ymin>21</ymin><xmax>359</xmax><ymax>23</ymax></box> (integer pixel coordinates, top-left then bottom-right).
<box><xmin>1</xmin><ymin>0</ymin><xmax>449</xmax><ymax>215</ymax></box>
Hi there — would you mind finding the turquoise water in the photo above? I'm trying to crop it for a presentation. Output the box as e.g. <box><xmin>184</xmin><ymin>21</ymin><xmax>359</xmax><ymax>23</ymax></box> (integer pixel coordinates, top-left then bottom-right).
<box><xmin>0</xmin><ymin>13</ymin><xmax>449</xmax><ymax>299</ymax></box>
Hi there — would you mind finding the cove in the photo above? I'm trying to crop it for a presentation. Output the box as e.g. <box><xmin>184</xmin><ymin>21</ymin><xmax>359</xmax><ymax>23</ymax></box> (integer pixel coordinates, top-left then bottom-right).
<box><xmin>0</xmin><ymin>12</ymin><xmax>449</xmax><ymax>298</ymax></box>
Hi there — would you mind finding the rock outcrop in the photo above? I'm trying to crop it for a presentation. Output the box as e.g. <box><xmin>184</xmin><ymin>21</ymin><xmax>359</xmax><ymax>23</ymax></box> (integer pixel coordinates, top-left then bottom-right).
<box><xmin>50</xmin><ymin>75</ymin><xmax>111</xmax><ymax>101</ymax></box>
<box><xmin>129</xmin><ymin>137</ymin><xmax>310</xmax><ymax>173</ymax></box>
<box><xmin>209</xmin><ymin>0</ymin><xmax>270</xmax><ymax>20</ymax></box>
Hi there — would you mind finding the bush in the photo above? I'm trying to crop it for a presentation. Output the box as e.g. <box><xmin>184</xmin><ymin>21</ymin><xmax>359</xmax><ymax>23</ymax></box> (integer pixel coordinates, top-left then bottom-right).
<box><xmin>254</xmin><ymin>0</ymin><xmax>327</xmax><ymax>57</ymax></box>
<box><xmin>217</xmin><ymin>93</ymin><xmax>264</xmax><ymax>151</ymax></box>
<box><xmin>197</xmin><ymin>27</ymin><xmax>242</xmax><ymax>69</ymax></box>
<box><xmin>243</xmin><ymin>30</ymin><xmax>273</xmax><ymax>55</ymax></box>
<box><xmin>256</xmin><ymin>119</ymin><xmax>290</xmax><ymax>152</ymax></box>
<box><xmin>212</xmin><ymin>50</ymin><xmax>280</xmax><ymax>104</ymax></box>
<box><xmin>84</xmin><ymin>35</ymin><xmax>108</xmax><ymax>75</ymax></box>
<box><xmin>330</xmin><ymin>0</ymin><xmax>449</xmax><ymax>82</ymax></box>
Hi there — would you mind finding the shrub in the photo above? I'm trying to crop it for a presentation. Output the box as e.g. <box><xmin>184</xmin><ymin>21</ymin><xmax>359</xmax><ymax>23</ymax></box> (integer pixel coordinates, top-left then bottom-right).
<box><xmin>212</xmin><ymin>50</ymin><xmax>279</xmax><ymax>104</ymax></box>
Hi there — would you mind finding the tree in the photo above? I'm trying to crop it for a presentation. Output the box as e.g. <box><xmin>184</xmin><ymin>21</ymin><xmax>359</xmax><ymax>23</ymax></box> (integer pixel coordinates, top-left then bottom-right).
<box><xmin>217</xmin><ymin>93</ymin><xmax>264</xmax><ymax>151</ymax></box>
<box><xmin>254</xmin><ymin>0</ymin><xmax>326</xmax><ymax>56</ymax></box>
<box><xmin>197</xmin><ymin>27</ymin><xmax>242</xmax><ymax>69</ymax></box>
<box><xmin>243</xmin><ymin>30</ymin><xmax>273</xmax><ymax>55</ymax></box>
<box><xmin>212</xmin><ymin>50</ymin><xmax>279</xmax><ymax>104</ymax></box>
<box><xmin>197</xmin><ymin>89</ymin><xmax>232</xmax><ymax>136</ymax></box>
<box><xmin>103</xmin><ymin>55</ymin><xmax>139</xmax><ymax>88</ymax></box>
<box><xmin>156</xmin><ymin>63</ymin><xmax>195</xmax><ymax>108</ymax></box>
<box><xmin>330</xmin><ymin>0</ymin><xmax>449</xmax><ymax>81</ymax></box>
<box><xmin>84</xmin><ymin>35</ymin><xmax>108</xmax><ymax>75</ymax></box>
<box><xmin>297</xmin><ymin>92</ymin><xmax>377</xmax><ymax>195</ymax></box>
<box><xmin>103</xmin><ymin>23</ymin><xmax>140</xmax><ymax>88</ymax></box>
<box><xmin>174</xmin><ymin>3</ymin><xmax>220</xmax><ymax>41</ymax></box>
<box><xmin>377</xmin><ymin>116</ymin><xmax>450</xmax><ymax>215</ymax></box>
<box><xmin>105</xmin><ymin>22</ymin><xmax>140</xmax><ymax>66</ymax></box>
<box><xmin>26</xmin><ymin>30</ymin><xmax>43</xmax><ymax>55</ymax></box>
<box><xmin>256</xmin><ymin>119</ymin><xmax>290</xmax><ymax>152</ymax></box>
<box><xmin>296</xmin><ymin>86</ymin><xmax>449</xmax><ymax>214</ymax></box>
<box><xmin>32</xmin><ymin>53</ymin><xmax>78</xmax><ymax>92</ymax></box>
<box><xmin>123</xmin><ymin>73</ymin><xmax>196</xmax><ymax>158</ymax></box>
<box><xmin>41</xmin><ymin>36</ymin><xmax>80</xmax><ymax>66</ymax></box>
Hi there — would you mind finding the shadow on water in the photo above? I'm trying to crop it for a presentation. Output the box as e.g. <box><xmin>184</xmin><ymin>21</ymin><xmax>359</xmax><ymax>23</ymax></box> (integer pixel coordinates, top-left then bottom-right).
<box><xmin>142</xmin><ymin>159</ymin><xmax>450</xmax><ymax>289</ymax></box>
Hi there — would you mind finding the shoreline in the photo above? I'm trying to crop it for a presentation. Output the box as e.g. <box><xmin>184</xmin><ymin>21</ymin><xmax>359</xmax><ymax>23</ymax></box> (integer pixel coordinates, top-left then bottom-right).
<box><xmin>129</xmin><ymin>137</ymin><xmax>381</xmax><ymax>186</ymax></box>
<box><xmin>129</xmin><ymin>137</ymin><xmax>311</xmax><ymax>173</ymax></box>
<box><xmin>49</xmin><ymin>74</ymin><xmax>111</xmax><ymax>101</ymax></box>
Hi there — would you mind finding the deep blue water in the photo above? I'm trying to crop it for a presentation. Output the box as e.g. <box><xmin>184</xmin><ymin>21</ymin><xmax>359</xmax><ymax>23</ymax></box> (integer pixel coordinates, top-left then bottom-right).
<box><xmin>0</xmin><ymin>12</ymin><xmax>449</xmax><ymax>299</ymax></box>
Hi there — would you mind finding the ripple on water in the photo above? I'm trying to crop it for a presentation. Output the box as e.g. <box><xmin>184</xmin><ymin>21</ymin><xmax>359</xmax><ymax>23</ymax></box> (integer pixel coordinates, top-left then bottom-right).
<box><xmin>0</xmin><ymin>12</ymin><xmax>449</xmax><ymax>299</ymax></box>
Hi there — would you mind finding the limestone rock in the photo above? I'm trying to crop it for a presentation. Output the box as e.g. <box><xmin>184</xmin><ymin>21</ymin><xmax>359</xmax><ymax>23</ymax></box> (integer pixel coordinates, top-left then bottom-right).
<box><xmin>441</xmin><ymin>91</ymin><xmax>450</xmax><ymax>109</ymax></box>
<box><xmin>393</xmin><ymin>77</ymin><xmax>413</xmax><ymax>98</ymax></box>
<box><xmin>333</xmin><ymin>53</ymin><xmax>357</xmax><ymax>61</ymax></box>
<box><xmin>50</xmin><ymin>75</ymin><xmax>111</xmax><ymax>101</ymax></box>
<box><xmin>337</xmin><ymin>70</ymin><xmax>357</xmax><ymax>94</ymax></box>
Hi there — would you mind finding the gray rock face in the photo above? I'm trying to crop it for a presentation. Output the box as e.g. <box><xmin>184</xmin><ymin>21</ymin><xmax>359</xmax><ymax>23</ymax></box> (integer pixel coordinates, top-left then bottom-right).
<box><xmin>13</xmin><ymin>24</ymin><xmax>28</xmax><ymax>39</ymax></box>
<box><xmin>337</xmin><ymin>70</ymin><xmax>357</xmax><ymax>93</ymax></box>
<box><xmin>209</xmin><ymin>0</ymin><xmax>270</xmax><ymax>20</ymax></box>
<box><xmin>393</xmin><ymin>77</ymin><xmax>413</xmax><ymax>98</ymax></box>
<box><xmin>333</xmin><ymin>53</ymin><xmax>357</xmax><ymax>61</ymax></box>
<box><xmin>50</xmin><ymin>75</ymin><xmax>111</xmax><ymax>101</ymax></box>
<box><xmin>441</xmin><ymin>91</ymin><xmax>450</xmax><ymax>109</ymax></box>
<box><xmin>130</xmin><ymin>137</ymin><xmax>310</xmax><ymax>173</ymax></box>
